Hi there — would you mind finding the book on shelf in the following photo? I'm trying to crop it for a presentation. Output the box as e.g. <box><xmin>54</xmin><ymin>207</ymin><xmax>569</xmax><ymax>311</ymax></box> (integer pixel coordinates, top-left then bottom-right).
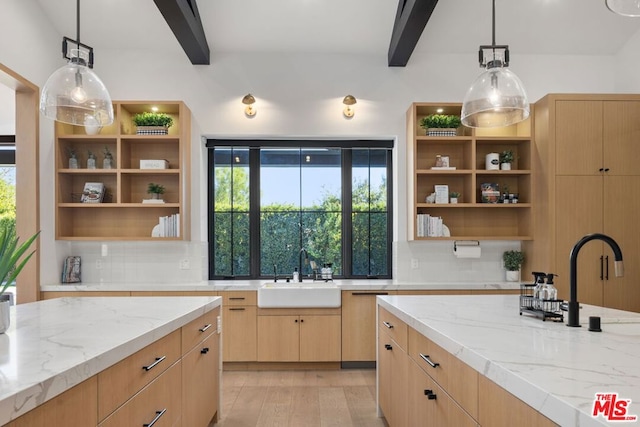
<box><xmin>430</xmin><ymin>167</ymin><xmax>456</xmax><ymax>170</ymax></box>
<box><xmin>81</xmin><ymin>182</ymin><xmax>105</xmax><ymax>203</ymax></box>
<box><xmin>142</xmin><ymin>199</ymin><xmax>165</xmax><ymax>204</ymax></box>
<box><xmin>152</xmin><ymin>213</ymin><xmax>181</xmax><ymax>238</ymax></box>
<box><xmin>434</xmin><ymin>185</ymin><xmax>449</xmax><ymax>204</ymax></box>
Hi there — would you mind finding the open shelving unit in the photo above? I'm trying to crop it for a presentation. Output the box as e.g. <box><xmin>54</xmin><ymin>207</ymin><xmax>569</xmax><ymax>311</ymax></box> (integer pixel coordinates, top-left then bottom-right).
<box><xmin>407</xmin><ymin>102</ymin><xmax>533</xmax><ymax>241</ymax></box>
<box><xmin>55</xmin><ymin>101</ymin><xmax>191</xmax><ymax>240</ymax></box>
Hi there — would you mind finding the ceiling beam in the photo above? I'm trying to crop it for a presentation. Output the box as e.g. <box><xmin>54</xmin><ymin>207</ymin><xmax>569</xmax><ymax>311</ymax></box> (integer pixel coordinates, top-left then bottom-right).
<box><xmin>388</xmin><ymin>0</ymin><xmax>439</xmax><ymax>67</ymax></box>
<box><xmin>153</xmin><ymin>0</ymin><xmax>210</xmax><ymax>65</ymax></box>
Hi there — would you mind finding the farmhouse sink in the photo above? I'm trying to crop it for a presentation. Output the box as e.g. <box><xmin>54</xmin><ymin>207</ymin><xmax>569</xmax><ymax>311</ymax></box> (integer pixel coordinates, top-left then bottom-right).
<box><xmin>258</xmin><ymin>282</ymin><xmax>341</xmax><ymax>308</ymax></box>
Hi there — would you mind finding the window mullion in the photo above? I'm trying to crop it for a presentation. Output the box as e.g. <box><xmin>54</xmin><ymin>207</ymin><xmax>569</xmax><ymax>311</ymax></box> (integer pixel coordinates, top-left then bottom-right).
<box><xmin>342</xmin><ymin>149</ymin><xmax>353</xmax><ymax>278</ymax></box>
<box><xmin>249</xmin><ymin>148</ymin><xmax>261</xmax><ymax>277</ymax></box>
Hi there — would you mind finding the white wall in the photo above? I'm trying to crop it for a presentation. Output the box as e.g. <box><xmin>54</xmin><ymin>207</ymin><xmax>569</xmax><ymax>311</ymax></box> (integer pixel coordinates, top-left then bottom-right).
<box><xmin>2</xmin><ymin>1</ymin><xmax>637</xmax><ymax>284</ymax></box>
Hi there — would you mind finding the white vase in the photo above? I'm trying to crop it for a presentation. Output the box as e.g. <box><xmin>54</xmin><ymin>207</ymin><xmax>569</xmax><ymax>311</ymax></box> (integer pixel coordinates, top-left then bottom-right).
<box><xmin>84</xmin><ymin>116</ymin><xmax>102</xmax><ymax>135</ymax></box>
<box><xmin>506</xmin><ymin>270</ymin><xmax>520</xmax><ymax>282</ymax></box>
<box><xmin>0</xmin><ymin>295</ymin><xmax>10</xmax><ymax>334</ymax></box>
<box><xmin>501</xmin><ymin>162</ymin><xmax>512</xmax><ymax>170</ymax></box>
<box><xmin>485</xmin><ymin>153</ymin><xmax>500</xmax><ymax>170</ymax></box>
<box><xmin>450</xmin><ymin>198</ymin><xmax>458</xmax><ymax>204</ymax></box>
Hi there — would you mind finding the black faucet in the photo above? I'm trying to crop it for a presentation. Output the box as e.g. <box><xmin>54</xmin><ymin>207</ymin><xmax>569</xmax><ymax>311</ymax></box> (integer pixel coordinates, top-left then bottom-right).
<box><xmin>298</xmin><ymin>248</ymin><xmax>309</xmax><ymax>282</ymax></box>
<box><xmin>568</xmin><ymin>233</ymin><xmax>624</xmax><ymax>327</ymax></box>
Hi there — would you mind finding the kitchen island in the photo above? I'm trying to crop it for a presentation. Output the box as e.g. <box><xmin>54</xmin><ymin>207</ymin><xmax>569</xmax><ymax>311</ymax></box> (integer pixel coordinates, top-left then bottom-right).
<box><xmin>377</xmin><ymin>294</ymin><xmax>640</xmax><ymax>426</ymax></box>
<box><xmin>0</xmin><ymin>296</ymin><xmax>221</xmax><ymax>426</ymax></box>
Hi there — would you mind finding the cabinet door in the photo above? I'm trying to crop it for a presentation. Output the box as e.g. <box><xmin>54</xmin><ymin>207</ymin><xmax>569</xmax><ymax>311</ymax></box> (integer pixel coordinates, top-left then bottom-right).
<box><xmin>603</xmin><ymin>101</ymin><xmax>640</xmax><ymax>176</ymax></box>
<box><xmin>223</xmin><ymin>306</ymin><xmax>257</xmax><ymax>361</ymax></box>
<box><xmin>604</xmin><ymin>176</ymin><xmax>640</xmax><ymax>312</ymax></box>
<box><xmin>257</xmin><ymin>315</ymin><xmax>299</xmax><ymax>361</ymax></box>
<box><xmin>7</xmin><ymin>377</ymin><xmax>97</xmax><ymax>427</ymax></box>
<box><xmin>299</xmin><ymin>315</ymin><xmax>341</xmax><ymax>362</ymax></box>
<box><xmin>555</xmin><ymin>176</ymin><xmax>604</xmax><ymax>304</ymax></box>
<box><xmin>342</xmin><ymin>291</ymin><xmax>390</xmax><ymax>362</ymax></box>
<box><xmin>377</xmin><ymin>328</ymin><xmax>393</xmax><ymax>424</ymax></box>
<box><xmin>555</xmin><ymin>100</ymin><xmax>603</xmax><ymax>175</ymax></box>
<box><xmin>183</xmin><ymin>332</ymin><xmax>220</xmax><ymax>427</ymax></box>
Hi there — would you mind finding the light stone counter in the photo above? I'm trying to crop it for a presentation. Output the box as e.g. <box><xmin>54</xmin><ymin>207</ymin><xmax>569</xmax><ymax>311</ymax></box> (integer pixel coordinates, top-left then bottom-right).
<box><xmin>40</xmin><ymin>279</ymin><xmax>520</xmax><ymax>292</ymax></box>
<box><xmin>377</xmin><ymin>294</ymin><xmax>640</xmax><ymax>426</ymax></box>
<box><xmin>0</xmin><ymin>296</ymin><xmax>221</xmax><ymax>425</ymax></box>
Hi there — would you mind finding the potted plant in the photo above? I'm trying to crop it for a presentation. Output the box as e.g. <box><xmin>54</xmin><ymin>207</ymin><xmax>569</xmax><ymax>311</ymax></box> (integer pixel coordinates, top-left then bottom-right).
<box><xmin>133</xmin><ymin>112</ymin><xmax>174</xmax><ymax>135</ymax></box>
<box><xmin>1</xmin><ymin>223</ymin><xmax>40</xmax><ymax>333</ymax></box>
<box><xmin>449</xmin><ymin>191</ymin><xmax>461</xmax><ymax>204</ymax></box>
<box><xmin>503</xmin><ymin>250</ymin><xmax>525</xmax><ymax>282</ymax></box>
<box><xmin>499</xmin><ymin>150</ymin><xmax>514</xmax><ymax>170</ymax></box>
<box><xmin>419</xmin><ymin>114</ymin><xmax>462</xmax><ymax>136</ymax></box>
<box><xmin>147</xmin><ymin>183</ymin><xmax>166</xmax><ymax>200</ymax></box>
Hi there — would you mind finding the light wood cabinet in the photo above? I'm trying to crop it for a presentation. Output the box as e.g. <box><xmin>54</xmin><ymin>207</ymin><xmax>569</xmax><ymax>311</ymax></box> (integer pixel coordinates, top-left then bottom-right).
<box><xmin>341</xmin><ymin>290</ymin><xmax>394</xmax><ymax>363</ymax></box>
<box><xmin>478</xmin><ymin>376</ymin><xmax>557</xmax><ymax>427</ymax></box>
<box><xmin>257</xmin><ymin>309</ymin><xmax>341</xmax><ymax>362</ymax></box>
<box><xmin>377</xmin><ymin>321</ymin><xmax>408</xmax><ymax>427</ymax></box>
<box><xmin>182</xmin><ymin>306</ymin><xmax>221</xmax><ymax>427</ymax></box>
<box><xmin>5</xmin><ymin>377</ymin><xmax>97</xmax><ymax>427</ymax></box>
<box><xmin>55</xmin><ymin>101</ymin><xmax>190</xmax><ymax>240</ymax></box>
<box><xmin>220</xmin><ymin>291</ymin><xmax>257</xmax><ymax>362</ymax></box>
<box><xmin>407</xmin><ymin>102</ymin><xmax>533</xmax><ymax>241</ymax></box>
<box><xmin>531</xmin><ymin>94</ymin><xmax>640</xmax><ymax>312</ymax></box>
<box><xmin>98</xmin><ymin>361</ymin><xmax>182</xmax><ymax>427</ymax></box>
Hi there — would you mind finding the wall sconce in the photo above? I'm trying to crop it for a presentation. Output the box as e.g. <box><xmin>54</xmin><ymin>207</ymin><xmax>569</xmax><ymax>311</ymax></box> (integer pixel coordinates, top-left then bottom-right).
<box><xmin>242</xmin><ymin>94</ymin><xmax>256</xmax><ymax>117</ymax></box>
<box><xmin>343</xmin><ymin>95</ymin><xmax>357</xmax><ymax>118</ymax></box>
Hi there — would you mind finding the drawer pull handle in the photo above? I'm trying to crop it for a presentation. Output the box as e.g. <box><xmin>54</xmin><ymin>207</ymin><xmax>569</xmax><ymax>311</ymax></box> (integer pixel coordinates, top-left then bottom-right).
<box><xmin>143</xmin><ymin>356</ymin><xmax>166</xmax><ymax>371</ymax></box>
<box><xmin>199</xmin><ymin>323</ymin><xmax>212</xmax><ymax>332</ymax></box>
<box><xmin>382</xmin><ymin>321</ymin><xmax>394</xmax><ymax>329</ymax></box>
<box><xmin>424</xmin><ymin>389</ymin><xmax>437</xmax><ymax>400</ymax></box>
<box><xmin>420</xmin><ymin>353</ymin><xmax>440</xmax><ymax>368</ymax></box>
<box><xmin>229</xmin><ymin>297</ymin><xmax>246</xmax><ymax>300</ymax></box>
<box><xmin>143</xmin><ymin>408</ymin><xmax>167</xmax><ymax>427</ymax></box>
<box><xmin>201</xmin><ymin>347</ymin><xmax>210</xmax><ymax>354</ymax></box>
<box><xmin>353</xmin><ymin>292</ymin><xmax>389</xmax><ymax>296</ymax></box>
<box><xmin>385</xmin><ymin>344</ymin><xmax>392</xmax><ymax>350</ymax></box>
<box><xmin>229</xmin><ymin>307</ymin><xmax>246</xmax><ymax>311</ymax></box>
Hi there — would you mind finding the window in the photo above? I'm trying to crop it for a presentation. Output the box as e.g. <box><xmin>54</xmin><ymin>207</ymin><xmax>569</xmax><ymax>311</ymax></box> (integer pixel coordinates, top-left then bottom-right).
<box><xmin>207</xmin><ymin>140</ymin><xmax>393</xmax><ymax>280</ymax></box>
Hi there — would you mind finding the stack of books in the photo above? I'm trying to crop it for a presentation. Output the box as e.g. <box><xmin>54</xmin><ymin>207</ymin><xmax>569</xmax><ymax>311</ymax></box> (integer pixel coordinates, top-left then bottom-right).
<box><xmin>152</xmin><ymin>213</ymin><xmax>180</xmax><ymax>237</ymax></box>
<box><xmin>416</xmin><ymin>214</ymin><xmax>444</xmax><ymax>237</ymax></box>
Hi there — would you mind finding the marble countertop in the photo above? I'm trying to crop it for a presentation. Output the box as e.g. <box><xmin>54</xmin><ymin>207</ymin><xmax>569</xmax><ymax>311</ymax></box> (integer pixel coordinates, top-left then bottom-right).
<box><xmin>377</xmin><ymin>295</ymin><xmax>640</xmax><ymax>427</ymax></box>
<box><xmin>40</xmin><ymin>279</ymin><xmax>520</xmax><ymax>292</ymax></box>
<box><xmin>0</xmin><ymin>296</ymin><xmax>221</xmax><ymax>425</ymax></box>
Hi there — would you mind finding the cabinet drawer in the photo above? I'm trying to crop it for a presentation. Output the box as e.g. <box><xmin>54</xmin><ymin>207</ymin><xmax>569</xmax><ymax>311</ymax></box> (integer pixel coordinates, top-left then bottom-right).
<box><xmin>378</xmin><ymin>306</ymin><xmax>407</xmax><ymax>350</ymax></box>
<box><xmin>98</xmin><ymin>329</ymin><xmax>181</xmax><ymax>421</ymax></box>
<box><xmin>99</xmin><ymin>360</ymin><xmax>182</xmax><ymax>427</ymax></box>
<box><xmin>221</xmin><ymin>291</ymin><xmax>257</xmax><ymax>306</ymax></box>
<box><xmin>181</xmin><ymin>307</ymin><xmax>220</xmax><ymax>354</ymax></box>
<box><xmin>408</xmin><ymin>327</ymin><xmax>478</xmax><ymax>420</ymax></box>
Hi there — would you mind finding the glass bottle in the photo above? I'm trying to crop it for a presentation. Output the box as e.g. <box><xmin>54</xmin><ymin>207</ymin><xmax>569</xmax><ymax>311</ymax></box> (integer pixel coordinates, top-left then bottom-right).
<box><xmin>87</xmin><ymin>151</ymin><xmax>96</xmax><ymax>169</ymax></box>
<box><xmin>68</xmin><ymin>153</ymin><xmax>78</xmax><ymax>169</ymax></box>
<box><xmin>103</xmin><ymin>151</ymin><xmax>113</xmax><ymax>169</ymax></box>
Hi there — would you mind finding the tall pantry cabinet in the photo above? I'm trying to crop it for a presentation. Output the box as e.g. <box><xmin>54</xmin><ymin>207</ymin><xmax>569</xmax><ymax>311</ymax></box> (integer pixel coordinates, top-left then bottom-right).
<box><xmin>529</xmin><ymin>94</ymin><xmax>640</xmax><ymax>313</ymax></box>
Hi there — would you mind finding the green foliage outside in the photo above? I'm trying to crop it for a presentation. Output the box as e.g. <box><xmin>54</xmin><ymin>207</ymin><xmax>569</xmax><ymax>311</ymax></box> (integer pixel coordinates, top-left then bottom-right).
<box><xmin>0</xmin><ymin>171</ymin><xmax>16</xmax><ymax>232</ymax></box>
<box><xmin>212</xmin><ymin>164</ymin><xmax>388</xmax><ymax>278</ymax></box>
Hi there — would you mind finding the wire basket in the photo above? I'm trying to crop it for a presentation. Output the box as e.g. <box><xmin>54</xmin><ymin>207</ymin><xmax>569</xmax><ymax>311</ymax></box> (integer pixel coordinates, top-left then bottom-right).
<box><xmin>519</xmin><ymin>284</ymin><xmax>564</xmax><ymax>322</ymax></box>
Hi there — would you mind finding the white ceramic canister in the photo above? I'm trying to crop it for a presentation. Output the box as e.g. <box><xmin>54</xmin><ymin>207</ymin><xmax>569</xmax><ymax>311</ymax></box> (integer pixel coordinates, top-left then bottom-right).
<box><xmin>485</xmin><ymin>153</ymin><xmax>500</xmax><ymax>170</ymax></box>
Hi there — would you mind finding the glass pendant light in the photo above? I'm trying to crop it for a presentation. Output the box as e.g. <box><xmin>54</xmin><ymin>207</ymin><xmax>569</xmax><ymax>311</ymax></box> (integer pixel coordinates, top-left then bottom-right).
<box><xmin>461</xmin><ymin>0</ymin><xmax>529</xmax><ymax>128</ymax></box>
<box><xmin>39</xmin><ymin>0</ymin><xmax>113</xmax><ymax>126</ymax></box>
<box><xmin>605</xmin><ymin>0</ymin><xmax>640</xmax><ymax>17</ymax></box>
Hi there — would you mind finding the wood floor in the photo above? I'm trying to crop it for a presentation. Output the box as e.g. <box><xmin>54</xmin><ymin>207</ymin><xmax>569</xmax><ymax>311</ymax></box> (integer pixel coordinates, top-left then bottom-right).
<box><xmin>215</xmin><ymin>369</ymin><xmax>388</xmax><ymax>427</ymax></box>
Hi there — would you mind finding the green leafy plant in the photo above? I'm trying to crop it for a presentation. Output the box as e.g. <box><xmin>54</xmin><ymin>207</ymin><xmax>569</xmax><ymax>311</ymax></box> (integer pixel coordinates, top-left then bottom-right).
<box><xmin>66</xmin><ymin>147</ymin><xmax>77</xmax><ymax>158</ymax></box>
<box><xmin>499</xmin><ymin>150</ymin><xmax>514</xmax><ymax>164</ymax></box>
<box><xmin>449</xmin><ymin>191</ymin><xmax>461</xmax><ymax>198</ymax></box>
<box><xmin>133</xmin><ymin>112</ymin><xmax>174</xmax><ymax>128</ymax></box>
<box><xmin>0</xmin><ymin>224</ymin><xmax>40</xmax><ymax>295</ymax></box>
<box><xmin>103</xmin><ymin>146</ymin><xmax>112</xmax><ymax>158</ymax></box>
<box><xmin>147</xmin><ymin>183</ymin><xmax>166</xmax><ymax>195</ymax></box>
<box><xmin>503</xmin><ymin>250</ymin><xmax>525</xmax><ymax>271</ymax></box>
<box><xmin>419</xmin><ymin>114</ymin><xmax>462</xmax><ymax>129</ymax></box>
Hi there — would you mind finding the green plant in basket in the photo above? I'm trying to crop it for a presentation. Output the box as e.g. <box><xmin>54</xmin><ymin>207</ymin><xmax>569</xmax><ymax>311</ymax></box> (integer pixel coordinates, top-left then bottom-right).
<box><xmin>133</xmin><ymin>112</ymin><xmax>174</xmax><ymax>128</ymax></box>
<box><xmin>503</xmin><ymin>250</ymin><xmax>525</xmax><ymax>271</ymax></box>
<box><xmin>419</xmin><ymin>114</ymin><xmax>462</xmax><ymax>129</ymax></box>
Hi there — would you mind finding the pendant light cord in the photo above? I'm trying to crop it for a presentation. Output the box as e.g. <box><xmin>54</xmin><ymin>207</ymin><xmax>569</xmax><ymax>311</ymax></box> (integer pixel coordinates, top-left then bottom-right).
<box><xmin>491</xmin><ymin>0</ymin><xmax>496</xmax><ymax>46</ymax></box>
<box><xmin>76</xmin><ymin>0</ymin><xmax>81</xmax><ymax>48</ymax></box>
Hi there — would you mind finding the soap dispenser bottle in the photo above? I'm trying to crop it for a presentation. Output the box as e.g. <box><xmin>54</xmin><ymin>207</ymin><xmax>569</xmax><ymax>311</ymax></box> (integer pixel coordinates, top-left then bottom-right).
<box><xmin>292</xmin><ymin>267</ymin><xmax>299</xmax><ymax>282</ymax></box>
<box><xmin>532</xmin><ymin>272</ymin><xmax>546</xmax><ymax>300</ymax></box>
<box><xmin>544</xmin><ymin>273</ymin><xmax>558</xmax><ymax>300</ymax></box>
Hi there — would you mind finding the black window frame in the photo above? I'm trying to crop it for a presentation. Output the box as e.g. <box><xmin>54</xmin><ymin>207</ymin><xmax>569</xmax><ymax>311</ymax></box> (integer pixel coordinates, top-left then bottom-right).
<box><xmin>206</xmin><ymin>139</ymin><xmax>393</xmax><ymax>280</ymax></box>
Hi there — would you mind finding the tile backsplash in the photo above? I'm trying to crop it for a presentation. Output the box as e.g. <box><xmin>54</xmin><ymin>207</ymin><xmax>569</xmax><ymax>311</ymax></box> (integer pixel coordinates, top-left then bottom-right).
<box><xmin>65</xmin><ymin>239</ymin><xmax>521</xmax><ymax>285</ymax></box>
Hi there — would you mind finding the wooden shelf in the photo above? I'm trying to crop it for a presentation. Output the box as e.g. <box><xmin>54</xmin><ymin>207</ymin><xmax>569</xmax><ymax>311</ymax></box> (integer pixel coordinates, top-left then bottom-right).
<box><xmin>407</xmin><ymin>102</ymin><xmax>534</xmax><ymax>240</ymax></box>
<box><xmin>55</xmin><ymin>101</ymin><xmax>191</xmax><ymax>240</ymax></box>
